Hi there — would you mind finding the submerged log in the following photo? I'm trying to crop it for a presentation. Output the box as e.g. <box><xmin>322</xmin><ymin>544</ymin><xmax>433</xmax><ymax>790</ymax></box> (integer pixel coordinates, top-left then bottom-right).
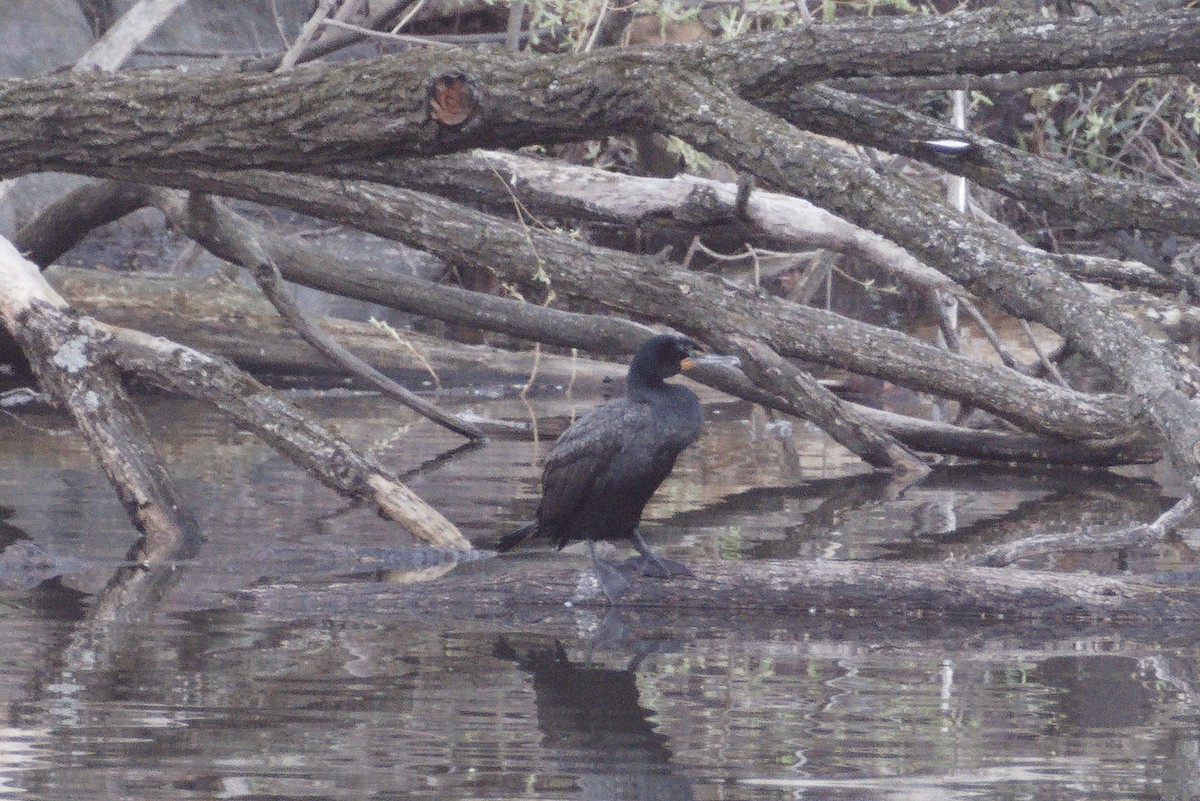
<box><xmin>235</xmin><ymin>556</ymin><xmax>1200</xmax><ymax>629</ymax></box>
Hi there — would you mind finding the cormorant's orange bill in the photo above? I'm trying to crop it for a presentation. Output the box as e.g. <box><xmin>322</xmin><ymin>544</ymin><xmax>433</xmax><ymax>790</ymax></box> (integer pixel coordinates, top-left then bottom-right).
<box><xmin>681</xmin><ymin>350</ymin><xmax>740</xmax><ymax>372</ymax></box>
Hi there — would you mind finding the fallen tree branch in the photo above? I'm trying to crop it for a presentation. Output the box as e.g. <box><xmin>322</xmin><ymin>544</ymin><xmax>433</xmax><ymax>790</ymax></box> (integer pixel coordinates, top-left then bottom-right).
<box><xmin>173</xmin><ymin>191</ymin><xmax>486</xmax><ymax>441</ymax></box>
<box><xmin>0</xmin><ymin>236</ymin><xmax>193</xmax><ymax>557</ymax></box>
<box><xmin>126</xmin><ymin>168</ymin><xmax>1138</xmax><ymax>444</ymax></box>
<box><xmin>51</xmin><ymin>264</ymin><xmax>1153</xmax><ymax>466</ymax></box>
<box><xmin>105</xmin><ymin>325</ymin><xmax>472</xmax><ymax>550</ymax></box>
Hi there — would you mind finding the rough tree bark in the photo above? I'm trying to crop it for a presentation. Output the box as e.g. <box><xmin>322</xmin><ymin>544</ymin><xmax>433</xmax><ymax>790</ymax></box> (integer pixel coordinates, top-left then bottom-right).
<box><xmin>2</xmin><ymin>10</ymin><xmax>1199</xmax><ymax>177</ymax></box>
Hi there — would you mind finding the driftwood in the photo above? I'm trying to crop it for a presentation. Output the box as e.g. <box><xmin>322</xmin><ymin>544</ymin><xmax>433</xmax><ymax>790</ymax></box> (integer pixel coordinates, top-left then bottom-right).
<box><xmin>722</xmin><ymin>334</ymin><xmax>927</xmax><ymax>475</ymax></box>
<box><xmin>346</xmin><ymin>150</ymin><xmax>1174</xmax><ymax>297</ymax></box>
<box><xmin>3</xmin><ymin>260</ymin><xmax>476</xmax><ymax>549</ymax></box>
<box><xmin>179</xmin><ymin>16</ymin><xmax>482</xmax><ymax>443</ymax></box>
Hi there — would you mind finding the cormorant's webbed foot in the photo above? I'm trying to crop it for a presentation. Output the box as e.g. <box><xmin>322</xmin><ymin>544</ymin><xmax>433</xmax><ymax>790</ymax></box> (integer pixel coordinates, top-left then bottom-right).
<box><xmin>589</xmin><ymin>540</ymin><xmax>632</xmax><ymax>603</ymax></box>
<box><xmin>627</xmin><ymin>530</ymin><xmax>693</xmax><ymax>578</ymax></box>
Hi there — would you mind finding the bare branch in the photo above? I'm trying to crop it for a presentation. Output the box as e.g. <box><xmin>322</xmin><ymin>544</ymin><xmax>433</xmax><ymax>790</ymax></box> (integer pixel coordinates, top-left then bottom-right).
<box><xmin>73</xmin><ymin>0</ymin><xmax>191</xmax><ymax>73</ymax></box>
<box><xmin>105</xmin><ymin>325</ymin><xmax>472</xmax><ymax>549</ymax></box>
<box><xmin>0</xmin><ymin>237</ymin><xmax>193</xmax><ymax>555</ymax></box>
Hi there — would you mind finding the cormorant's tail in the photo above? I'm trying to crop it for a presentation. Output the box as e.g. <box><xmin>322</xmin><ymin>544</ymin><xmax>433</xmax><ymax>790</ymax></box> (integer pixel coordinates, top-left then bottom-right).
<box><xmin>496</xmin><ymin>521</ymin><xmax>538</xmax><ymax>553</ymax></box>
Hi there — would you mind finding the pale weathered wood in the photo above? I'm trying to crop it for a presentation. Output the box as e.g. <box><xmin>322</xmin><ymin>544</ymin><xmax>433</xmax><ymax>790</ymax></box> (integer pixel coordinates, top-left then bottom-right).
<box><xmin>105</xmin><ymin>325</ymin><xmax>472</xmax><ymax>550</ymax></box>
<box><xmin>0</xmin><ymin>236</ymin><xmax>192</xmax><ymax>556</ymax></box>
<box><xmin>347</xmin><ymin>151</ymin><xmax>965</xmax><ymax>296</ymax></box>
<box><xmin>73</xmin><ymin>0</ymin><xmax>190</xmax><ymax>73</ymax></box>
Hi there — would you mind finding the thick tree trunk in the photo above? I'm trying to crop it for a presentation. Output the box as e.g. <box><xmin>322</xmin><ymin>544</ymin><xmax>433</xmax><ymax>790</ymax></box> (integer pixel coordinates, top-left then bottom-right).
<box><xmin>2</xmin><ymin>10</ymin><xmax>1199</xmax><ymax>180</ymax></box>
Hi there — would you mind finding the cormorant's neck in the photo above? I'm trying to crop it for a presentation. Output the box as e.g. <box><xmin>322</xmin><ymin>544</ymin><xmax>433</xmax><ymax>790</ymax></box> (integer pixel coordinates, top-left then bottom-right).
<box><xmin>626</xmin><ymin>372</ymin><xmax>667</xmax><ymax>401</ymax></box>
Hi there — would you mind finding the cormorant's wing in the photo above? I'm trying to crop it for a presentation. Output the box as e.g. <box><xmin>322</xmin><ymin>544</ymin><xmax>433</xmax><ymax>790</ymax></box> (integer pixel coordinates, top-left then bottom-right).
<box><xmin>537</xmin><ymin>400</ymin><xmax>651</xmax><ymax>527</ymax></box>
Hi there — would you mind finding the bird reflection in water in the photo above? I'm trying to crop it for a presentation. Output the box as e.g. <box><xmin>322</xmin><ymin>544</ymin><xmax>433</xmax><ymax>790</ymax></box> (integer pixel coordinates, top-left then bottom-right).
<box><xmin>496</xmin><ymin>632</ymin><xmax>695</xmax><ymax>801</ymax></box>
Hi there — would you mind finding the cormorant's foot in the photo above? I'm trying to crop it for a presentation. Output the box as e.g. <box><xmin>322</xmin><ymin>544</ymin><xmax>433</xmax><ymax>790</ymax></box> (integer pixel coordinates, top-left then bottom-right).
<box><xmin>592</xmin><ymin>559</ymin><xmax>634</xmax><ymax>602</ymax></box>
<box><xmin>623</xmin><ymin>554</ymin><xmax>693</xmax><ymax>579</ymax></box>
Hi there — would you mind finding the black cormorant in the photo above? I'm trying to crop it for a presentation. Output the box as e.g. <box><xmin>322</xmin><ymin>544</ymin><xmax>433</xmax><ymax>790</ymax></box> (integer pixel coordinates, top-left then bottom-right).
<box><xmin>497</xmin><ymin>334</ymin><xmax>733</xmax><ymax>600</ymax></box>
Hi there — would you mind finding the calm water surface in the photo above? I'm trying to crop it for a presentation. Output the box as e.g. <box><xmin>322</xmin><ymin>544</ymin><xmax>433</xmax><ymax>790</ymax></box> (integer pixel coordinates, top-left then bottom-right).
<box><xmin>0</xmin><ymin>381</ymin><xmax>1196</xmax><ymax>800</ymax></box>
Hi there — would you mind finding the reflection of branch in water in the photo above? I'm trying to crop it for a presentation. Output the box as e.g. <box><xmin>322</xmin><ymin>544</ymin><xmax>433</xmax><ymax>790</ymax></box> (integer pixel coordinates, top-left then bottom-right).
<box><xmin>16</xmin><ymin>503</ymin><xmax>204</xmax><ymax>772</ymax></box>
<box><xmin>661</xmin><ymin>471</ymin><xmax>896</xmax><ymax>561</ymax></box>
<box><xmin>76</xmin><ymin>510</ymin><xmax>203</xmax><ymax>632</ymax></box>
<box><xmin>521</xmin><ymin>393</ymin><xmax>541</xmax><ymax>460</ymax></box>
<box><xmin>496</xmin><ymin>633</ymin><xmax>695</xmax><ymax>801</ymax></box>
<box><xmin>397</xmin><ymin>439</ymin><xmax>487</xmax><ymax>483</ymax></box>
<box><xmin>660</xmin><ymin>465</ymin><xmax>1162</xmax><ymax>562</ymax></box>
<box><xmin>310</xmin><ymin>440</ymin><xmax>489</xmax><ymax>537</ymax></box>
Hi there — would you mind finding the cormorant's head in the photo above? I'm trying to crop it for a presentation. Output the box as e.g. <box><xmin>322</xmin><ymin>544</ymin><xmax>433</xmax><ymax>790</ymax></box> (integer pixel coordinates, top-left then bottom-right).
<box><xmin>628</xmin><ymin>334</ymin><xmax>705</xmax><ymax>386</ymax></box>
